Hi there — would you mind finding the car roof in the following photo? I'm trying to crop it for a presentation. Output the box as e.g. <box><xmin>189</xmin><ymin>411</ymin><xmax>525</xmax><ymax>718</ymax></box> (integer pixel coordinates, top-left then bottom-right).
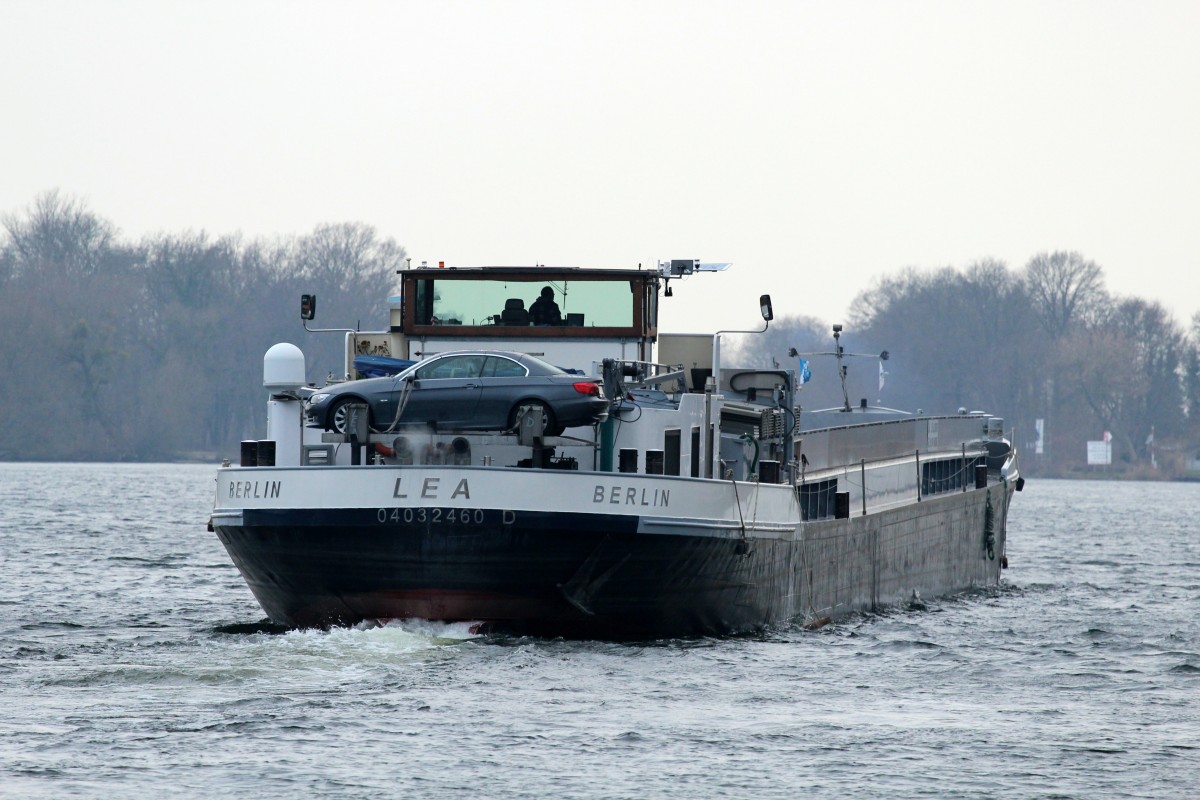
<box><xmin>405</xmin><ymin>350</ymin><xmax>567</xmax><ymax>376</ymax></box>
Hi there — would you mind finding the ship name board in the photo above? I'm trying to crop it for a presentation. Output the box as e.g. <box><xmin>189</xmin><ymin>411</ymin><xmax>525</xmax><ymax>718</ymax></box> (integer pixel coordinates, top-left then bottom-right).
<box><xmin>393</xmin><ymin>477</ymin><xmax>471</xmax><ymax>500</ymax></box>
<box><xmin>228</xmin><ymin>480</ymin><xmax>282</xmax><ymax>499</ymax></box>
<box><xmin>593</xmin><ymin>484</ymin><xmax>670</xmax><ymax>508</ymax></box>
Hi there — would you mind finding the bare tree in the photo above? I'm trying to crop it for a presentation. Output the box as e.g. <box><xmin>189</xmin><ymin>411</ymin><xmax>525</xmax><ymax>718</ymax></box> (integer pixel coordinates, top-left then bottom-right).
<box><xmin>1</xmin><ymin>189</ymin><xmax>117</xmax><ymax>276</ymax></box>
<box><xmin>847</xmin><ymin>267</ymin><xmax>924</xmax><ymax>331</ymax></box>
<box><xmin>1107</xmin><ymin>298</ymin><xmax>1187</xmax><ymax>442</ymax></box>
<box><xmin>1054</xmin><ymin>325</ymin><xmax>1145</xmax><ymax>460</ymax></box>
<box><xmin>846</xmin><ymin>261</ymin><xmax>1038</xmax><ymax>419</ymax></box>
<box><xmin>0</xmin><ymin>245</ymin><xmax>13</xmax><ymax>287</ymax></box>
<box><xmin>1185</xmin><ymin>314</ymin><xmax>1200</xmax><ymax>441</ymax></box>
<box><xmin>142</xmin><ymin>230</ymin><xmax>241</xmax><ymax>309</ymax></box>
<box><xmin>290</xmin><ymin>222</ymin><xmax>405</xmax><ymax>292</ymax></box>
<box><xmin>1023</xmin><ymin>250</ymin><xmax>1106</xmax><ymax>338</ymax></box>
<box><xmin>1052</xmin><ymin>297</ymin><xmax>1187</xmax><ymax>462</ymax></box>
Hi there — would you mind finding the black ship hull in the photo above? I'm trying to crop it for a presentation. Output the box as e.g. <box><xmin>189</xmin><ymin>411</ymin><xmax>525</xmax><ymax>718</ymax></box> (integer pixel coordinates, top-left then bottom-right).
<box><xmin>212</xmin><ymin>479</ymin><xmax>1013</xmax><ymax>639</ymax></box>
<box><xmin>214</xmin><ymin>508</ymin><xmax>785</xmax><ymax>638</ymax></box>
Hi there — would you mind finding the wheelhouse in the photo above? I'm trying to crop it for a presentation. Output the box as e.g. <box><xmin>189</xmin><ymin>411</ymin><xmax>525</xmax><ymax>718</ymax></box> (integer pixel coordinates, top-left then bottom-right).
<box><xmin>398</xmin><ymin>266</ymin><xmax>659</xmax><ymax>340</ymax></box>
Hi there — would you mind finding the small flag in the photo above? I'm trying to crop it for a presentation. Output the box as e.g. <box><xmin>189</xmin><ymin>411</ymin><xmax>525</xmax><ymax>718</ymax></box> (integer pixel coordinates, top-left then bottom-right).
<box><xmin>878</xmin><ymin>360</ymin><xmax>886</xmax><ymax>393</ymax></box>
<box><xmin>798</xmin><ymin>358</ymin><xmax>812</xmax><ymax>384</ymax></box>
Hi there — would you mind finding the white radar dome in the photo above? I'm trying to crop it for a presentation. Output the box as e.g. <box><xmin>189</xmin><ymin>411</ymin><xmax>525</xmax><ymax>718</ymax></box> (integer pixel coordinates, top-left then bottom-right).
<box><xmin>263</xmin><ymin>343</ymin><xmax>306</xmax><ymax>391</ymax></box>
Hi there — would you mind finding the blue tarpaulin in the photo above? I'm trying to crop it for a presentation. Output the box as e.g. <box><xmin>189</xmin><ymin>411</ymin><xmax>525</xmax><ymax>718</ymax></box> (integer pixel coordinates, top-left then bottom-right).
<box><xmin>354</xmin><ymin>355</ymin><xmax>416</xmax><ymax>378</ymax></box>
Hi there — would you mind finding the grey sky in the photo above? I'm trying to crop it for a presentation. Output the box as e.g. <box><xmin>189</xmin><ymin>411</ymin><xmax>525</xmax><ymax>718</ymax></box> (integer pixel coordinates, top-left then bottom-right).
<box><xmin>3</xmin><ymin>0</ymin><xmax>1198</xmax><ymax>333</ymax></box>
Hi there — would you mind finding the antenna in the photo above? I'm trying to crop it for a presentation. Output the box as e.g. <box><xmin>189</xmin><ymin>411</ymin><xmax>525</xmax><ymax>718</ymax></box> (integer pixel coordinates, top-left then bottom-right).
<box><xmin>788</xmin><ymin>325</ymin><xmax>888</xmax><ymax>413</ymax></box>
<box><xmin>656</xmin><ymin>259</ymin><xmax>732</xmax><ymax>297</ymax></box>
<box><xmin>656</xmin><ymin>260</ymin><xmax>732</xmax><ymax>277</ymax></box>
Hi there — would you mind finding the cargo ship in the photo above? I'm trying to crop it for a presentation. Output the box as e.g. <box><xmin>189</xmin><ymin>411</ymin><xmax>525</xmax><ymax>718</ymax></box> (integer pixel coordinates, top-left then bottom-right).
<box><xmin>209</xmin><ymin>260</ymin><xmax>1021</xmax><ymax>637</ymax></box>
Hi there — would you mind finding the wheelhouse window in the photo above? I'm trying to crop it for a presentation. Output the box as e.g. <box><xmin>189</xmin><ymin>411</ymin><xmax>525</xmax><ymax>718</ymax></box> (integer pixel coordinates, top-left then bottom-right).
<box><xmin>411</xmin><ymin>277</ymin><xmax>636</xmax><ymax>329</ymax></box>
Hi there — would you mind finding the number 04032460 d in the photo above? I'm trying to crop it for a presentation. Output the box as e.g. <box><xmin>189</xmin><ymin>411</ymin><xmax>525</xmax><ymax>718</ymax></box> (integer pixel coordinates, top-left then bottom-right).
<box><xmin>376</xmin><ymin>507</ymin><xmax>489</xmax><ymax>524</ymax></box>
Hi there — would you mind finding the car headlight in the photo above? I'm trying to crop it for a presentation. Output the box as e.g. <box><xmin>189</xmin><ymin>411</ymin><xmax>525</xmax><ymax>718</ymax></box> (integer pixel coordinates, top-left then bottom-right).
<box><xmin>310</xmin><ymin>393</ymin><xmax>331</xmax><ymax>405</ymax></box>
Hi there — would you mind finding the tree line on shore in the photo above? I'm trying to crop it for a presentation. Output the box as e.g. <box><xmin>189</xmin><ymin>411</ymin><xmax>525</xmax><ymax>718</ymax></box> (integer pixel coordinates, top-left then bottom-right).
<box><xmin>735</xmin><ymin>255</ymin><xmax>1200</xmax><ymax>477</ymax></box>
<box><xmin>0</xmin><ymin>191</ymin><xmax>404</xmax><ymax>461</ymax></box>
<box><xmin>4</xmin><ymin>190</ymin><xmax>1197</xmax><ymax>475</ymax></box>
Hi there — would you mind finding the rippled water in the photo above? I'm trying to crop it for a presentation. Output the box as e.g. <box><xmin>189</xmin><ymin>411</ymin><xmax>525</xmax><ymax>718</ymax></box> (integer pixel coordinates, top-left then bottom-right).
<box><xmin>2</xmin><ymin>463</ymin><xmax>1198</xmax><ymax>798</ymax></box>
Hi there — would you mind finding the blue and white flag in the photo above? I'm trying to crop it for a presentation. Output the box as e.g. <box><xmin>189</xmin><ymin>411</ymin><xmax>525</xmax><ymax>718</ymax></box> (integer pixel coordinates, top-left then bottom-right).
<box><xmin>797</xmin><ymin>358</ymin><xmax>812</xmax><ymax>384</ymax></box>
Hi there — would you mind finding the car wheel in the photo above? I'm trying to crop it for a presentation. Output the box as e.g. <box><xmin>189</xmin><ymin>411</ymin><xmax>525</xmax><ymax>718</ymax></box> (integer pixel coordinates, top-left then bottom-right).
<box><xmin>510</xmin><ymin>401</ymin><xmax>562</xmax><ymax>437</ymax></box>
<box><xmin>329</xmin><ymin>398</ymin><xmax>369</xmax><ymax>435</ymax></box>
